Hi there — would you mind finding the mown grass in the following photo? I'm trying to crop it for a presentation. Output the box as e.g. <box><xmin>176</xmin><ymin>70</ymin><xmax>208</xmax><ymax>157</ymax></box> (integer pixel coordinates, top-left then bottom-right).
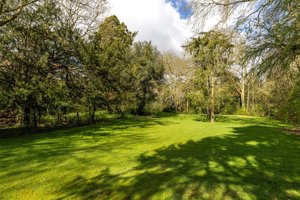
<box><xmin>0</xmin><ymin>114</ymin><xmax>300</xmax><ymax>199</ymax></box>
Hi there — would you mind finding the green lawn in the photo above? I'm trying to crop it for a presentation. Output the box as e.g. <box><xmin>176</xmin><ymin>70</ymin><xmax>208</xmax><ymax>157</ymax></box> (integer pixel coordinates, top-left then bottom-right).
<box><xmin>1</xmin><ymin>114</ymin><xmax>300</xmax><ymax>200</ymax></box>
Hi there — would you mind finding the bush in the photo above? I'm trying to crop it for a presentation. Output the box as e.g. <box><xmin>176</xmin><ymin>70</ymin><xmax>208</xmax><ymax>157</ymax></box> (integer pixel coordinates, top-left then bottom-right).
<box><xmin>235</xmin><ymin>108</ymin><xmax>248</xmax><ymax>115</ymax></box>
<box><xmin>145</xmin><ymin>101</ymin><xmax>164</xmax><ymax>115</ymax></box>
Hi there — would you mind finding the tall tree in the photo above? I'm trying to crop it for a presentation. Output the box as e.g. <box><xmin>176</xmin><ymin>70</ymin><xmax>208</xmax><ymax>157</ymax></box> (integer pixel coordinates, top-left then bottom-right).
<box><xmin>185</xmin><ymin>30</ymin><xmax>233</xmax><ymax>122</ymax></box>
<box><xmin>131</xmin><ymin>41</ymin><xmax>164</xmax><ymax>115</ymax></box>
<box><xmin>0</xmin><ymin>1</ymin><xmax>85</xmax><ymax>127</ymax></box>
<box><xmin>0</xmin><ymin>1</ymin><xmax>62</xmax><ymax>127</ymax></box>
<box><xmin>229</xmin><ymin>36</ymin><xmax>249</xmax><ymax>110</ymax></box>
<box><xmin>83</xmin><ymin>15</ymin><xmax>136</xmax><ymax>121</ymax></box>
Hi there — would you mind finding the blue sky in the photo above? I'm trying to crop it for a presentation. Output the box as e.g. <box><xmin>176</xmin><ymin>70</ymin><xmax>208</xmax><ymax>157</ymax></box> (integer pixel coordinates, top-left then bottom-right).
<box><xmin>167</xmin><ymin>0</ymin><xmax>192</xmax><ymax>19</ymax></box>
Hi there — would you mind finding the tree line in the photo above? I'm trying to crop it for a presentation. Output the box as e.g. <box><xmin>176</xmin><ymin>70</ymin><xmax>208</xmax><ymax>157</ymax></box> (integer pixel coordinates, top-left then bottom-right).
<box><xmin>0</xmin><ymin>0</ymin><xmax>299</xmax><ymax>129</ymax></box>
<box><xmin>0</xmin><ymin>1</ymin><xmax>163</xmax><ymax>127</ymax></box>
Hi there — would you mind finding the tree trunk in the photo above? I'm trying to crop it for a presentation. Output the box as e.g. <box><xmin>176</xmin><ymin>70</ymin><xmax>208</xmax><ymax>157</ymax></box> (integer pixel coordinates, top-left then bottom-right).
<box><xmin>90</xmin><ymin>105</ymin><xmax>96</xmax><ymax>124</ymax></box>
<box><xmin>176</xmin><ymin>100</ymin><xmax>179</xmax><ymax>112</ymax></box>
<box><xmin>247</xmin><ymin>81</ymin><xmax>250</xmax><ymax>111</ymax></box>
<box><xmin>76</xmin><ymin>112</ymin><xmax>80</xmax><ymax>125</ymax></box>
<box><xmin>23</xmin><ymin>106</ymin><xmax>30</xmax><ymax>127</ymax></box>
<box><xmin>210</xmin><ymin>76</ymin><xmax>215</xmax><ymax>123</ymax></box>
<box><xmin>62</xmin><ymin>107</ymin><xmax>67</xmax><ymax>124</ymax></box>
<box><xmin>91</xmin><ymin>110</ymin><xmax>95</xmax><ymax>123</ymax></box>
<box><xmin>32</xmin><ymin>108</ymin><xmax>37</xmax><ymax>127</ymax></box>
<box><xmin>57</xmin><ymin>111</ymin><xmax>61</xmax><ymax>126</ymax></box>
<box><xmin>137</xmin><ymin>100</ymin><xmax>145</xmax><ymax>116</ymax></box>
<box><xmin>207</xmin><ymin>77</ymin><xmax>211</xmax><ymax>119</ymax></box>
<box><xmin>186</xmin><ymin>99</ymin><xmax>189</xmax><ymax>113</ymax></box>
<box><xmin>38</xmin><ymin>112</ymin><xmax>41</xmax><ymax>126</ymax></box>
<box><xmin>173</xmin><ymin>85</ymin><xmax>177</xmax><ymax>112</ymax></box>
<box><xmin>241</xmin><ymin>65</ymin><xmax>246</xmax><ymax>109</ymax></box>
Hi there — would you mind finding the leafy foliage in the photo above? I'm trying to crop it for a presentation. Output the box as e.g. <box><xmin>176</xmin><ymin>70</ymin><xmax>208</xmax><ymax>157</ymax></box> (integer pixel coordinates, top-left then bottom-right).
<box><xmin>185</xmin><ymin>31</ymin><xmax>234</xmax><ymax>122</ymax></box>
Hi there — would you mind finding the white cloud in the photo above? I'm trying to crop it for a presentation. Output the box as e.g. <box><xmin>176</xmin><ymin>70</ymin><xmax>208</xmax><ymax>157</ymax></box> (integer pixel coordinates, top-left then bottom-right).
<box><xmin>109</xmin><ymin>0</ymin><xmax>192</xmax><ymax>54</ymax></box>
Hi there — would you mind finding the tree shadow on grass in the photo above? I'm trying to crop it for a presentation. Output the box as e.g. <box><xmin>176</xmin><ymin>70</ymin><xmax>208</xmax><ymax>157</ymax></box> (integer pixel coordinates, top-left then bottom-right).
<box><xmin>0</xmin><ymin>115</ymin><xmax>175</xmax><ymax>139</ymax></box>
<box><xmin>0</xmin><ymin>117</ymin><xmax>174</xmax><ymax>194</ymax></box>
<box><xmin>60</xmin><ymin>125</ymin><xmax>300</xmax><ymax>200</ymax></box>
<box><xmin>154</xmin><ymin>112</ymin><xmax>178</xmax><ymax>118</ymax></box>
